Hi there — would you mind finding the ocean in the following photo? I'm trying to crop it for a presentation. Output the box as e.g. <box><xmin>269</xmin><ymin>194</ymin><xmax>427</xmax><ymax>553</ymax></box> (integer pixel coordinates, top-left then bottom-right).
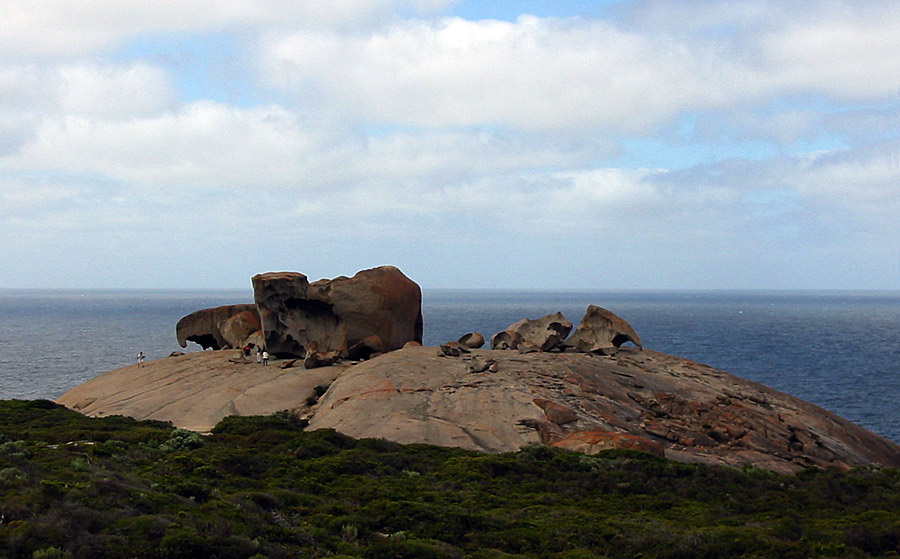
<box><xmin>1</xmin><ymin>289</ymin><xmax>898</xmax><ymax>444</ymax></box>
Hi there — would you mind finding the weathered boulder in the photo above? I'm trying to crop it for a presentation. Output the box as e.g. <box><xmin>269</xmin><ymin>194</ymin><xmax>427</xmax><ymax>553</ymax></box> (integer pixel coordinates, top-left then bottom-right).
<box><xmin>491</xmin><ymin>312</ymin><xmax>572</xmax><ymax>351</ymax></box>
<box><xmin>565</xmin><ymin>305</ymin><xmax>642</xmax><ymax>353</ymax></box>
<box><xmin>490</xmin><ymin>330</ymin><xmax>521</xmax><ymax>350</ymax></box>
<box><xmin>221</xmin><ymin>310</ymin><xmax>262</xmax><ymax>349</ymax></box>
<box><xmin>348</xmin><ymin>335</ymin><xmax>385</xmax><ymax>361</ymax></box>
<box><xmin>252</xmin><ymin>266</ymin><xmax>423</xmax><ymax>360</ymax></box>
<box><xmin>176</xmin><ymin>304</ymin><xmax>259</xmax><ymax>350</ymax></box>
<box><xmin>458</xmin><ymin>332</ymin><xmax>485</xmax><ymax>349</ymax></box>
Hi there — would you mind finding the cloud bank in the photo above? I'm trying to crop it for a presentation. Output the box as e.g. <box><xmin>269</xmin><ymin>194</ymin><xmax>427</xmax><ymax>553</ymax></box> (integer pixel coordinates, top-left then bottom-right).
<box><xmin>1</xmin><ymin>1</ymin><xmax>898</xmax><ymax>289</ymax></box>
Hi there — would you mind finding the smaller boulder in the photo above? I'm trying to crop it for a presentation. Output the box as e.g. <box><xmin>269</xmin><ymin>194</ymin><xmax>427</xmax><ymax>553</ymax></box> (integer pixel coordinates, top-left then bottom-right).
<box><xmin>457</xmin><ymin>332</ymin><xmax>485</xmax><ymax>349</ymax></box>
<box><xmin>304</xmin><ymin>349</ymin><xmax>341</xmax><ymax>369</ymax></box>
<box><xmin>466</xmin><ymin>356</ymin><xmax>497</xmax><ymax>374</ymax></box>
<box><xmin>533</xmin><ymin>399</ymin><xmax>578</xmax><ymax>425</ymax></box>
<box><xmin>439</xmin><ymin>341</ymin><xmax>470</xmax><ymax>357</ymax></box>
<box><xmin>348</xmin><ymin>335</ymin><xmax>385</xmax><ymax>361</ymax></box>
<box><xmin>491</xmin><ymin>312</ymin><xmax>572</xmax><ymax>352</ymax></box>
<box><xmin>490</xmin><ymin>331</ymin><xmax>521</xmax><ymax>350</ymax></box>
<box><xmin>221</xmin><ymin>310</ymin><xmax>262</xmax><ymax>349</ymax></box>
<box><xmin>565</xmin><ymin>305</ymin><xmax>642</xmax><ymax>353</ymax></box>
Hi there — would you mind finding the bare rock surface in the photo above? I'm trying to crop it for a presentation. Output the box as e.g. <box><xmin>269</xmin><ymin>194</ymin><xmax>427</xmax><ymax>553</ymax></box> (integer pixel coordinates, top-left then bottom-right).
<box><xmin>56</xmin><ymin>351</ymin><xmax>346</xmax><ymax>432</ymax></box>
<box><xmin>176</xmin><ymin>304</ymin><xmax>260</xmax><ymax>350</ymax></box>
<box><xmin>309</xmin><ymin>346</ymin><xmax>900</xmax><ymax>474</ymax></box>
<box><xmin>253</xmin><ymin>266</ymin><xmax>423</xmax><ymax>360</ymax></box>
<box><xmin>56</xmin><ymin>346</ymin><xmax>900</xmax><ymax>474</ymax></box>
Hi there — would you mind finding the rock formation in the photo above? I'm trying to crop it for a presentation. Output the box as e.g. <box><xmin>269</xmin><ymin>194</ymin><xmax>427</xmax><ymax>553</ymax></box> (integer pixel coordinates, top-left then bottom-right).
<box><xmin>176</xmin><ymin>304</ymin><xmax>260</xmax><ymax>350</ymax></box>
<box><xmin>565</xmin><ymin>304</ymin><xmax>643</xmax><ymax>353</ymax></box>
<box><xmin>56</xmin><ymin>350</ymin><xmax>347</xmax><ymax>432</ymax></box>
<box><xmin>56</xmin><ymin>267</ymin><xmax>900</xmax><ymax>474</ymax></box>
<box><xmin>490</xmin><ymin>312</ymin><xmax>573</xmax><ymax>351</ymax></box>
<box><xmin>58</xmin><ymin>340</ymin><xmax>900</xmax><ymax>474</ymax></box>
<box><xmin>457</xmin><ymin>332</ymin><xmax>485</xmax><ymax>349</ymax></box>
<box><xmin>490</xmin><ymin>307</ymin><xmax>642</xmax><ymax>356</ymax></box>
<box><xmin>307</xmin><ymin>346</ymin><xmax>900</xmax><ymax>474</ymax></box>
<box><xmin>252</xmin><ymin>266</ymin><xmax>423</xmax><ymax>361</ymax></box>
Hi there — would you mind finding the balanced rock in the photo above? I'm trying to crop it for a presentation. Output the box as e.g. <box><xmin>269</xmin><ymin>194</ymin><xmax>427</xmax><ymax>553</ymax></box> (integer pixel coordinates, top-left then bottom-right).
<box><xmin>252</xmin><ymin>266</ymin><xmax>423</xmax><ymax>361</ymax></box>
<box><xmin>176</xmin><ymin>304</ymin><xmax>259</xmax><ymax>350</ymax></box>
<box><xmin>491</xmin><ymin>312</ymin><xmax>572</xmax><ymax>352</ymax></box>
<box><xmin>566</xmin><ymin>305</ymin><xmax>643</xmax><ymax>353</ymax></box>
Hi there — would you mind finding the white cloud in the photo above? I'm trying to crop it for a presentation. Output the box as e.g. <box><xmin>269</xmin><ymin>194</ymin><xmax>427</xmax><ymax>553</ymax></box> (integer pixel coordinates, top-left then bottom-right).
<box><xmin>260</xmin><ymin>16</ymin><xmax>743</xmax><ymax>131</ymax></box>
<box><xmin>57</xmin><ymin>63</ymin><xmax>177</xmax><ymax>118</ymax></box>
<box><xmin>792</xmin><ymin>143</ymin><xmax>900</xmax><ymax>224</ymax></box>
<box><xmin>259</xmin><ymin>4</ymin><xmax>900</xmax><ymax>134</ymax></box>
<box><xmin>0</xmin><ymin>0</ymin><xmax>457</xmax><ymax>58</ymax></box>
<box><xmin>3</xmin><ymin>98</ymin><xmax>606</xmax><ymax>194</ymax></box>
<box><xmin>759</xmin><ymin>6</ymin><xmax>900</xmax><ymax>100</ymax></box>
<box><xmin>2</xmin><ymin>1</ymin><xmax>899</xmax><ymax>289</ymax></box>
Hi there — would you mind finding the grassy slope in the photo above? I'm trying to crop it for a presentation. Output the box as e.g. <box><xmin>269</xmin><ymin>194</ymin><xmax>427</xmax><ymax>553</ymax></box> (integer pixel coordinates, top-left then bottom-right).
<box><xmin>1</xmin><ymin>400</ymin><xmax>899</xmax><ymax>559</ymax></box>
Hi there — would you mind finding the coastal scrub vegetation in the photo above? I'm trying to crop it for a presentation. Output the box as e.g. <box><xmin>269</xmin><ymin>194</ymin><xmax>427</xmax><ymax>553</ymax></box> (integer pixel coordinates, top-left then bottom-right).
<box><xmin>1</xmin><ymin>400</ymin><xmax>899</xmax><ymax>558</ymax></box>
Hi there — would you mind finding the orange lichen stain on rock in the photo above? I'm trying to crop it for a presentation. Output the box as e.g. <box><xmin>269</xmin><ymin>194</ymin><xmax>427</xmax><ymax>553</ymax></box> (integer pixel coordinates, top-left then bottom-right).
<box><xmin>358</xmin><ymin>378</ymin><xmax>400</xmax><ymax>397</ymax></box>
<box><xmin>552</xmin><ymin>430</ymin><xmax>665</xmax><ymax>458</ymax></box>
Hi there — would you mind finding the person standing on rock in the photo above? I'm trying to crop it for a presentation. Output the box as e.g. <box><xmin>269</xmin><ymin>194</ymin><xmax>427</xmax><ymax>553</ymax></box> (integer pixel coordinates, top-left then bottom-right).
<box><xmin>262</xmin><ymin>350</ymin><xmax>269</xmax><ymax>366</ymax></box>
<box><xmin>256</xmin><ymin>346</ymin><xmax>263</xmax><ymax>363</ymax></box>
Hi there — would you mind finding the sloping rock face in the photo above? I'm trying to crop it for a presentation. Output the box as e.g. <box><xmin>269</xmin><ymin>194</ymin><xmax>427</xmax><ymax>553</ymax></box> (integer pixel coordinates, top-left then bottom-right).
<box><xmin>252</xmin><ymin>266</ymin><xmax>423</xmax><ymax>359</ymax></box>
<box><xmin>176</xmin><ymin>304</ymin><xmax>260</xmax><ymax>350</ymax></box>
<box><xmin>309</xmin><ymin>346</ymin><xmax>900</xmax><ymax>474</ymax></box>
<box><xmin>56</xmin><ymin>351</ymin><xmax>347</xmax><ymax>432</ymax></box>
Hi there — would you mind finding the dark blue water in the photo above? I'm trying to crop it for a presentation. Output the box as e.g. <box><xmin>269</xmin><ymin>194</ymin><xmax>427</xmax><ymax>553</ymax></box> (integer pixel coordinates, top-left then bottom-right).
<box><xmin>1</xmin><ymin>289</ymin><xmax>898</xmax><ymax>443</ymax></box>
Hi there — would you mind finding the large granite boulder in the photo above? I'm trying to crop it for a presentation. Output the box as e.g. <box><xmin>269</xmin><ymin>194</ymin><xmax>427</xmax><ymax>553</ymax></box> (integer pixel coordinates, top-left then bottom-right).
<box><xmin>491</xmin><ymin>312</ymin><xmax>573</xmax><ymax>351</ymax></box>
<box><xmin>176</xmin><ymin>304</ymin><xmax>260</xmax><ymax>350</ymax></box>
<box><xmin>252</xmin><ymin>266</ymin><xmax>423</xmax><ymax>360</ymax></box>
<box><xmin>565</xmin><ymin>305</ymin><xmax>643</xmax><ymax>354</ymax></box>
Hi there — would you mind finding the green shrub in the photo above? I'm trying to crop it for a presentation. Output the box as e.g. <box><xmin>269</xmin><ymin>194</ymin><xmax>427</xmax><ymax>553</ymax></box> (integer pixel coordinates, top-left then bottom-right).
<box><xmin>3</xmin><ymin>401</ymin><xmax>900</xmax><ymax>559</ymax></box>
<box><xmin>32</xmin><ymin>546</ymin><xmax>72</xmax><ymax>559</ymax></box>
<box><xmin>0</xmin><ymin>440</ymin><xmax>30</xmax><ymax>459</ymax></box>
<box><xmin>158</xmin><ymin>429</ymin><xmax>205</xmax><ymax>452</ymax></box>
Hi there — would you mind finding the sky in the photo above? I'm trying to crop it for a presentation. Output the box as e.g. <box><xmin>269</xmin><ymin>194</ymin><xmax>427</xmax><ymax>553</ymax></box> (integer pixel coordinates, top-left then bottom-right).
<box><xmin>1</xmin><ymin>0</ymin><xmax>898</xmax><ymax>290</ymax></box>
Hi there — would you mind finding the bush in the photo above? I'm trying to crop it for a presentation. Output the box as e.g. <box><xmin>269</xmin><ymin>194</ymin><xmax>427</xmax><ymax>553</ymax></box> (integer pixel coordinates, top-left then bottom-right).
<box><xmin>32</xmin><ymin>546</ymin><xmax>72</xmax><ymax>559</ymax></box>
<box><xmin>3</xmin><ymin>401</ymin><xmax>900</xmax><ymax>559</ymax></box>
<box><xmin>158</xmin><ymin>429</ymin><xmax>205</xmax><ymax>452</ymax></box>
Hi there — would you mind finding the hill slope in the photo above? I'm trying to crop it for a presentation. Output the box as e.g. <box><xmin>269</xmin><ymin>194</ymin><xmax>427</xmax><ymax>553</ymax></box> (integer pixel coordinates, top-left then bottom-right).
<box><xmin>57</xmin><ymin>346</ymin><xmax>900</xmax><ymax>474</ymax></box>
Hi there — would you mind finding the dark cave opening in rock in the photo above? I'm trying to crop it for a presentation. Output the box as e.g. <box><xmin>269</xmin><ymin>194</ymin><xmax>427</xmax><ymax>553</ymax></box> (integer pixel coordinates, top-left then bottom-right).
<box><xmin>187</xmin><ymin>334</ymin><xmax>220</xmax><ymax>350</ymax></box>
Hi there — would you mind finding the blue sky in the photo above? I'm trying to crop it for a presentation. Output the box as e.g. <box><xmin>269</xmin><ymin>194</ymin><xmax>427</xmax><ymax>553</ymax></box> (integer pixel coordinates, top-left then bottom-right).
<box><xmin>1</xmin><ymin>1</ymin><xmax>898</xmax><ymax>289</ymax></box>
